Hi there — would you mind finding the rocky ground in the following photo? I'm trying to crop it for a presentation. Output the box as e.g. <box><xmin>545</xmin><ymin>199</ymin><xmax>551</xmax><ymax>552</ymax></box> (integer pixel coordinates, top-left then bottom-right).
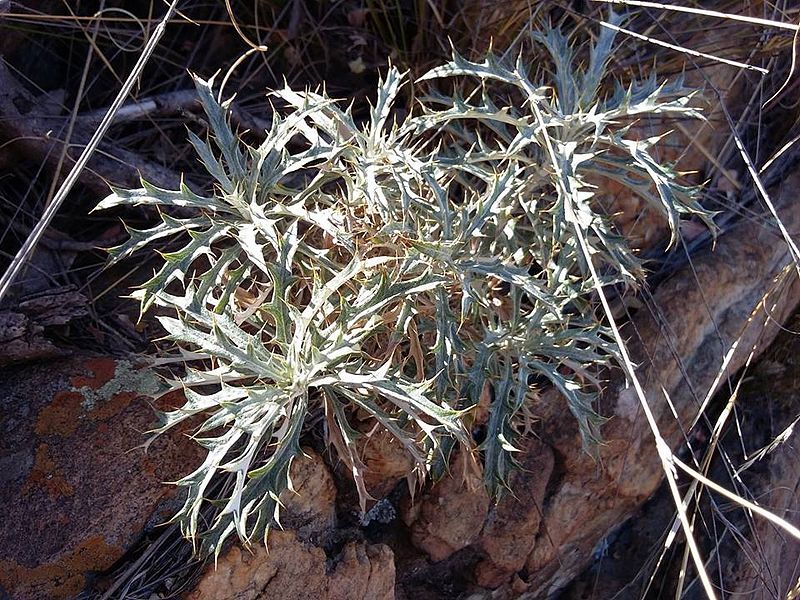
<box><xmin>3</xmin><ymin>172</ymin><xmax>799</xmax><ymax>597</ymax></box>
<box><xmin>2</xmin><ymin>2</ymin><xmax>800</xmax><ymax>598</ymax></box>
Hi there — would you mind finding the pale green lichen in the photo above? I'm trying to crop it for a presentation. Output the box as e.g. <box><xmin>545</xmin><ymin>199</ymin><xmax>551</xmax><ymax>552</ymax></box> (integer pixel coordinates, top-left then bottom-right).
<box><xmin>77</xmin><ymin>360</ymin><xmax>161</xmax><ymax>411</ymax></box>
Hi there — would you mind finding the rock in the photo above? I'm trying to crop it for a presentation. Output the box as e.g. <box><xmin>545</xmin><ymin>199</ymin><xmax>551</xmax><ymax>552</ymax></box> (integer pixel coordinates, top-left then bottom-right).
<box><xmin>517</xmin><ymin>167</ymin><xmax>800</xmax><ymax>597</ymax></box>
<box><xmin>187</xmin><ymin>447</ymin><xmax>394</xmax><ymax>600</ymax></box>
<box><xmin>186</xmin><ymin>530</ymin><xmax>394</xmax><ymax>600</ymax></box>
<box><xmin>186</xmin><ymin>531</ymin><xmax>322</xmax><ymax>600</ymax></box>
<box><xmin>722</xmin><ymin>360</ymin><xmax>800</xmax><ymax>599</ymax></box>
<box><xmin>358</xmin><ymin>429</ymin><xmax>415</xmax><ymax>500</ymax></box>
<box><xmin>280</xmin><ymin>449</ymin><xmax>337</xmax><ymax>541</ymax></box>
<box><xmin>560</xmin><ymin>328</ymin><xmax>800</xmax><ymax>599</ymax></box>
<box><xmin>0</xmin><ymin>356</ymin><xmax>203</xmax><ymax>599</ymax></box>
<box><xmin>474</xmin><ymin>439</ymin><xmax>554</xmax><ymax>587</ymax></box>
<box><xmin>399</xmin><ymin>435</ymin><xmax>550</xmax><ymax>577</ymax></box>
<box><xmin>328</xmin><ymin>542</ymin><xmax>396</xmax><ymax>600</ymax></box>
<box><xmin>403</xmin><ymin>467</ymin><xmax>490</xmax><ymax>563</ymax></box>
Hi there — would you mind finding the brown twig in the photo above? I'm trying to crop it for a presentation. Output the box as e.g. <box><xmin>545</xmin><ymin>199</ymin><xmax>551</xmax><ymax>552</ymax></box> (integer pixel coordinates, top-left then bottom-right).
<box><xmin>79</xmin><ymin>88</ymin><xmax>272</xmax><ymax>136</ymax></box>
<box><xmin>0</xmin><ymin>61</ymin><xmax>193</xmax><ymax>196</ymax></box>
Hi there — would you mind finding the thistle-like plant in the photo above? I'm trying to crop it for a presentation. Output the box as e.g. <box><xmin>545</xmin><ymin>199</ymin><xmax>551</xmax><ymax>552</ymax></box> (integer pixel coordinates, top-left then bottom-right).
<box><xmin>96</xmin><ymin>13</ymin><xmax>713</xmax><ymax>557</ymax></box>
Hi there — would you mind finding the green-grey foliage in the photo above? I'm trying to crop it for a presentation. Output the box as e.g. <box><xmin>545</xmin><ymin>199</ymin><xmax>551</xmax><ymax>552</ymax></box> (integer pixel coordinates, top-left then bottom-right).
<box><xmin>96</xmin><ymin>16</ymin><xmax>713</xmax><ymax>557</ymax></box>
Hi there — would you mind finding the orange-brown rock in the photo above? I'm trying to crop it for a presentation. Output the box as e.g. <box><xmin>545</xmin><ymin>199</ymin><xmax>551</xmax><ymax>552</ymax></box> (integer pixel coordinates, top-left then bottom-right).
<box><xmin>186</xmin><ymin>530</ymin><xmax>394</xmax><ymax>600</ymax></box>
<box><xmin>474</xmin><ymin>439</ymin><xmax>554</xmax><ymax>587</ymax></box>
<box><xmin>402</xmin><ymin>467</ymin><xmax>490</xmax><ymax>563</ymax></box>
<box><xmin>327</xmin><ymin>541</ymin><xmax>395</xmax><ymax>600</ymax></box>
<box><xmin>0</xmin><ymin>356</ymin><xmax>203</xmax><ymax>599</ymax></box>
<box><xmin>187</xmin><ymin>447</ymin><xmax>393</xmax><ymax>599</ymax></box>
<box><xmin>279</xmin><ymin>449</ymin><xmax>337</xmax><ymax>539</ymax></box>
<box><xmin>515</xmin><ymin>168</ymin><xmax>800</xmax><ymax>597</ymax></box>
<box><xmin>725</xmin><ymin>379</ymin><xmax>800</xmax><ymax>598</ymax></box>
<box><xmin>727</xmin><ymin>445</ymin><xmax>800</xmax><ymax>599</ymax></box>
<box><xmin>359</xmin><ymin>429</ymin><xmax>415</xmax><ymax>500</ymax></box>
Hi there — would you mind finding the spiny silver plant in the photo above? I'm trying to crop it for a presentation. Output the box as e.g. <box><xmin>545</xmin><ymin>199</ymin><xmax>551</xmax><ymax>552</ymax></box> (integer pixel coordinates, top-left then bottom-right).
<box><xmin>96</xmin><ymin>14</ymin><xmax>714</xmax><ymax>557</ymax></box>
